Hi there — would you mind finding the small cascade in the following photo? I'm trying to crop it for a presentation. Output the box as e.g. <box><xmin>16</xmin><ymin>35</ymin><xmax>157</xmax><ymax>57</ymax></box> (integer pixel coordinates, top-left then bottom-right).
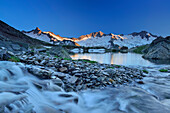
<box><xmin>0</xmin><ymin>61</ymin><xmax>82</xmax><ymax>113</ymax></box>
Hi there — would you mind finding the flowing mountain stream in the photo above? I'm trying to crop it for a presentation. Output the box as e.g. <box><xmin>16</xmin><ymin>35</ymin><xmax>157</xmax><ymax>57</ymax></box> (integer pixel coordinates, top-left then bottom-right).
<box><xmin>0</xmin><ymin>61</ymin><xmax>170</xmax><ymax>113</ymax></box>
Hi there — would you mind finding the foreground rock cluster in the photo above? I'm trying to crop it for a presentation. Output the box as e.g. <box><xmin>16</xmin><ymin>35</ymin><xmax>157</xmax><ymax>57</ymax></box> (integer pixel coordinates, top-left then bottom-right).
<box><xmin>0</xmin><ymin>48</ymin><xmax>144</xmax><ymax>92</ymax></box>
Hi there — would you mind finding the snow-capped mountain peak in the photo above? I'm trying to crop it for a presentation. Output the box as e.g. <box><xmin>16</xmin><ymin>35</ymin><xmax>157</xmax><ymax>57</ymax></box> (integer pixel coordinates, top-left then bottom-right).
<box><xmin>129</xmin><ymin>31</ymin><xmax>157</xmax><ymax>39</ymax></box>
<box><xmin>76</xmin><ymin>31</ymin><xmax>158</xmax><ymax>48</ymax></box>
<box><xmin>23</xmin><ymin>27</ymin><xmax>158</xmax><ymax>48</ymax></box>
<box><xmin>23</xmin><ymin>27</ymin><xmax>79</xmax><ymax>46</ymax></box>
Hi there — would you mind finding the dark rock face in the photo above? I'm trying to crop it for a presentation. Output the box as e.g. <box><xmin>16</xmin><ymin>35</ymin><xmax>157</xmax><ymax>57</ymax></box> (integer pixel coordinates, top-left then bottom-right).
<box><xmin>0</xmin><ymin>20</ymin><xmax>47</xmax><ymax>53</ymax></box>
<box><xmin>34</xmin><ymin>27</ymin><xmax>42</xmax><ymax>35</ymax></box>
<box><xmin>108</xmin><ymin>37</ymin><xmax>120</xmax><ymax>50</ymax></box>
<box><xmin>120</xmin><ymin>46</ymin><xmax>128</xmax><ymax>50</ymax></box>
<box><xmin>146</xmin><ymin>58</ymin><xmax>170</xmax><ymax>65</ymax></box>
<box><xmin>90</xmin><ymin>31</ymin><xmax>104</xmax><ymax>37</ymax></box>
<box><xmin>130</xmin><ymin>31</ymin><xmax>157</xmax><ymax>40</ymax></box>
<box><xmin>143</xmin><ymin>36</ymin><xmax>170</xmax><ymax>60</ymax></box>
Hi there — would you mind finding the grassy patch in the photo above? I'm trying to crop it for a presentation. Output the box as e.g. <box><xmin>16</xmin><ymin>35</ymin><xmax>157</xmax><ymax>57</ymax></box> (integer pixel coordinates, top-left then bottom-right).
<box><xmin>142</xmin><ymin>70</ymin><xmax>149</xmax><ymax>74</ymax></box>
<box><xmin>115</xmin><ymin>65</ymin><xmax>121</xmax><ymax>68</ymax></box>
<box><xmin>108</xmin><ymin>67</ymin><xmax>115</xmax><ymax>69</ymax></box>
<box><xmin>8</xmin><ymin>56</ymin><xmax>20</xmax><ymax>62</ymax></box>
<box><xmin>159</xmin><ymin>69</ymin><xmax>168</xmax><ymax>72</ymax></box>
<box><xmin>63</xmin><ymin>58</ymin><xmax>72</xmax><ymax>60</ymax></box>
<box><xmin>72</xmin><ymin>59</ymin><xmax>78</xmax><ymax>61</ymax></box>
<box><xmin>54</xmin><ymin>56</ymin><xmax>62</xmax><ymax>59</ymax></box>
<box><xmin>133</xmin><ymin>45</ymin><xmax>148</xmax><ymax>54</ymax></box>
<box><xmin>55</xmin><ymin>56</ymin><xmax>72</xmax><ymax>60</ymax></box>
<box><xmin>81</xmin><ymin>59</ymin><xmax>98</xmax><ymax>63</ymax></box>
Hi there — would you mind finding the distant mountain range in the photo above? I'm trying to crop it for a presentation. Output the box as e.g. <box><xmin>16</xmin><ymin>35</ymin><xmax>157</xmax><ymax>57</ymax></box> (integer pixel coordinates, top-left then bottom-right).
<box><xmin>76</xmin><ymin>31</ymin><xmax>158</xmax><ymax>48</ymax></box>
<box><xmin>23</xmin><ymin>27</ymin><xmax>158</xmax><ymax>48</ymax></box>
<box><xmin>0</xmin><ymin>19</ymin><xmax>160</xmax><ymax>49</ymax></box>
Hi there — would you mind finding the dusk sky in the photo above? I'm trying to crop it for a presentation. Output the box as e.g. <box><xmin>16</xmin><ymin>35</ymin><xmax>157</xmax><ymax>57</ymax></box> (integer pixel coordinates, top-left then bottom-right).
<box><xmin>0</xmin><ymin>0</ymin><xmax>170</xmax><ymax>37</ymax></box>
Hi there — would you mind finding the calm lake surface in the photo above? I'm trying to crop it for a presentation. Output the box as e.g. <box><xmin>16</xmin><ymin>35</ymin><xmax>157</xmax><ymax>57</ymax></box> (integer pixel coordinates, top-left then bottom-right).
<box><xmin>70</xmin><ymin>52</ymin><xmax>169</xmax><ymax>66</ymax></box>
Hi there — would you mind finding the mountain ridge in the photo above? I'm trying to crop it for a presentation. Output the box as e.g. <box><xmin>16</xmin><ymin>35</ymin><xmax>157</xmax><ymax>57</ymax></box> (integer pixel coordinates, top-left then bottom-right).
<box><xmin>23</xmin><ymin>27</ymin><xmax>159</xmax><ymax>48</ymax></box>
<box><xmin>23</xmin><ymin>27</ymin><xmax>158</xmax><ymax>41</ymax></box>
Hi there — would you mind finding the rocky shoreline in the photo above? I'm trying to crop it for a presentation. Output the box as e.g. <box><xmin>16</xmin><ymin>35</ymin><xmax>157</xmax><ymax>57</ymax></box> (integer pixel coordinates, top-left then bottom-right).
<box><xmin>0</xmin><ymin>47</ymin><xmax>147</xmax><ymax>92</ymax></box>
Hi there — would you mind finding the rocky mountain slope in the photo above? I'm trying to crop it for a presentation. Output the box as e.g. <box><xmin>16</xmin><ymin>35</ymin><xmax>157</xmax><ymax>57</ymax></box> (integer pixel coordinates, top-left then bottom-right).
<box><xmin>23</xmin><ymin>27</ymin><xmax>158</xmax><ymax>48</ymax></box>
<box><xmin>143</xmin><ymin>36</ymin><xmax>170</xmax><ymax>60</ymax></box>
<box><xmin>0</xmin><ymin>20</ymin><xmax>54</xmax><ymax>53</ymax></box>
<box><xmin>0</xmin><ymin>20</ymin><xmax>52</xmax><ymax>46</ymax></box>
<box><xmin>0</xmin><ymin>20</ymin><xmax>71</xmax><ymax>58</ymax></box>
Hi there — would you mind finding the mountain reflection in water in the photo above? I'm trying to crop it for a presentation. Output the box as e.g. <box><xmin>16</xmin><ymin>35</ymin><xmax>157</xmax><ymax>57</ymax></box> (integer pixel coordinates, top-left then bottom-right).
<box><xmin>70</xmin><ymin>52</ymin><xmax>168</xmax><ymax>66</ymax></box>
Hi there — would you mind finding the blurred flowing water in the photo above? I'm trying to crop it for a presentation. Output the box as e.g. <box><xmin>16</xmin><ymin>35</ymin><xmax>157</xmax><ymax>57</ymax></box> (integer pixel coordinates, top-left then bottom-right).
<box><xmin>0</xmin><ymin>61</ymin><xmax>170</xmax><ymax>113</ymax></box>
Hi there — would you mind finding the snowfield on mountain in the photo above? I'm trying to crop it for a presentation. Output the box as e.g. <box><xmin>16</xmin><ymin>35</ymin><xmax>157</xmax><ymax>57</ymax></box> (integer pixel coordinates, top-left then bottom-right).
<box><xmin>77</xmin><ymin>34</ymin><xmax>156</xmax><ymax>48</ymax></box>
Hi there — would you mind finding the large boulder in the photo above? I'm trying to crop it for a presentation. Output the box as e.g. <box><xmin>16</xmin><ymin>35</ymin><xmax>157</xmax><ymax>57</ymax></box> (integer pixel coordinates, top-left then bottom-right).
<box><xmin>143</xmin><ymin>36</ymin><xmax>170</xmax><ymax>60</ymax></box>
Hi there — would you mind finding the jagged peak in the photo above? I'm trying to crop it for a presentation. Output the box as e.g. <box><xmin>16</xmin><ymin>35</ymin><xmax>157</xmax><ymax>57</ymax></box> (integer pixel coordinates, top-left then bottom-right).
<box><xmin>35</xmin><ymin>27</ymin><xmax>41</xmax><ymax>31</ymax></box>
<box><xmin>88</xmin><ymin>31</ymin><xmax>105</xmax><ymax>37</ymax></box>
<box><xmin>130</xmin><ymin>30</ymin><xmax>148</xmax><ymax>35</ymax></box>
<box><xmin>98</xmin><ymin>31</ymin><xmax>104</xmax><ymax>34</ymax></box>
<box><xmin>94</xmin><ymin>31</ymin><xmax>104</xmax><ymax>34</ymax></box>
<box><xmin>34</xmin><ymin>27</ymin><xmax>42</xmax><ymax>35</ymax></box>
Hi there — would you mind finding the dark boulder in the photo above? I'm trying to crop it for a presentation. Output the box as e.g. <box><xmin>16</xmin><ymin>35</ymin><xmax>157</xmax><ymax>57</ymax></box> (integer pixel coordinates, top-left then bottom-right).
<box><xmin>120</xmin><ymin>46</ymin><xmax>128</xmax><ymax>50</ymax></box>
<box><xmin>143</xmin><ymin>36</ymin><xmax>170</xmax><ymax>60</ymax></box>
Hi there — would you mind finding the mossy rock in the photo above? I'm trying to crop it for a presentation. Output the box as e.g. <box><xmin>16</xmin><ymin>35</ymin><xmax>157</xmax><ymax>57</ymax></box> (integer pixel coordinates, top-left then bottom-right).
<box><xmin>159</xmin><ymin>69</ymin><xmax>168</xmax><ymax>72</ymax></box>
<box><xmin>8</xmin><ymin>56</ymin><xmax>20</xmax><ymax>62</ymax></box>
<box><xmin>142</xmin><ymin>70</ymin><xmax>149</xmax><ymax>74</ymax></box>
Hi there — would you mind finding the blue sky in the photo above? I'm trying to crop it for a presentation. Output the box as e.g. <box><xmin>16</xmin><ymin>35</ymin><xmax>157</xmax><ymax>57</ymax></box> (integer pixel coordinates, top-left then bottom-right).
<box><xmin>0</xmin><ymin>0</ymin><xmax>170</xmax><ymax>37</ymax></box>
